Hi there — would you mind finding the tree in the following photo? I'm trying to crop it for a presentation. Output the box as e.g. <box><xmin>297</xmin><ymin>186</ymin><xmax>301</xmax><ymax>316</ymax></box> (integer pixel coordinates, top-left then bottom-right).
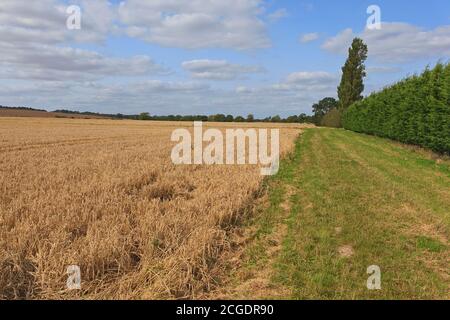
<box><xmin>337</xmin><ymin>38</ymin><xmax>368</xmax><ymax>111</ymax></box>
<box><xmin>312</xmin><ymin>97</ymin><xmax>338</xmax><ymax>125</ymax></box>
<box><xmin>298</xmin><ymin>113</ymin><xmax>306</xmax><ymax>123</ymax></box>
<box><xmin>271</xmin><ymin>115</ymin><xmax>281</xmax><ymax>122</ymax></box>
<box><xmin>286</xmin><ymin>115</ymin><xmax>299</xmax><ymax>123</ymax></box>
<box><xmin>138</xmin><ymin>112</ymin><xmax>151</xmax><ymax>120</ymax></box>
<box><xmin>208</xmin><ymin>114</ymin><xmax>226</xmax><ymax>122</ymax></box>
<box><xmin>246</xmin><ymin>114</ymin><xmax>254</xmax><ymax>122</ymax></box>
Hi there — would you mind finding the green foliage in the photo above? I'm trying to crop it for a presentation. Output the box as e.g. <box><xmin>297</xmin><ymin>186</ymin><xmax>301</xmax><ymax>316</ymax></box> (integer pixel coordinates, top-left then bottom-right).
<box><xmin>343</xmin><ymin>63</ymin><xmax>450</xmax><ymax>154</ymax></box>
<box><xmin>138</xmin><ymin>113</ymin><xmax>315</xmax><ymax>123</ymax></box>
<box><xmin>271</xmin><ymin>115</ymin><xmax>282</xmax><ymax>122</ymax></box>
<box><xmin>416</xmin><ymin>236</ymin><xmax>446</xmax><ymax>253</ymax></box>
<box><xmin>320</xmin><ymin>108</ymin><xmax>341</xmax><ymax>128</ymax></box>
<box><xmin>312</xmin><ymin>97</ymin><xmax>339</xmax><ymax>125</ymax></box>
<box><xmin>138</xmin><ymin>112</ymin><xmax>151</xmax><ymax>120</ymax></box>
<box><xmin>337</xmin><ymin>38</ymin><xmax>368</xmax><ymax>111</ymax></box>
<box><xmin>225</xmin><ymin>114</ymin><xmax>234</xmax><ymax>122</ymax></box>
<box><xmin>286</xmin><ymin>115</ymin><xmax>299</xmax><ymax>123</ymax></box>
<box><xmin>208</xmin><ymin>114</ymin><xmax>226</xmax><ymax>122</ymax></box>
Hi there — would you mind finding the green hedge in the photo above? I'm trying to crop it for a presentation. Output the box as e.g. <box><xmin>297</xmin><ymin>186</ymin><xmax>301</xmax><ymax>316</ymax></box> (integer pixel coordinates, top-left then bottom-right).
<box><xmin>342</xmin><ymin>63</ymin><xmax>450</xmax><ymax>154</ymax></box>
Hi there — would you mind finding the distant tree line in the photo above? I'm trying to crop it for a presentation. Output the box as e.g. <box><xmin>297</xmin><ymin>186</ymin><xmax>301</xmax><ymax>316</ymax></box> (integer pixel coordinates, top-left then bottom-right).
<box><xmin>0</xmin><ymin>105</ymin><xmax>47</xmax><ymax>112</ymax></box>
<box><xmin>137</xmin><ymin>112</ymin><xmax>314</xmax><ymax>123</ymax></box>
<box><xmin>343</xmin><ymin>63</ymin><xmax>450</xmax><ymax>154</ymax></box>
<box><xmin>1</xmin><ymin>106</ymin><xmax>314</xmax><ymax>123</ymax></box>
<box><xmin>53</xmin><ymin>109</ymin><xmax>140</xmax><ymax>120</ymax></box>
<box><xmin>50</xmin><ymin>109</ymin><xmax>315</xmax><ymax>123</ymax></box>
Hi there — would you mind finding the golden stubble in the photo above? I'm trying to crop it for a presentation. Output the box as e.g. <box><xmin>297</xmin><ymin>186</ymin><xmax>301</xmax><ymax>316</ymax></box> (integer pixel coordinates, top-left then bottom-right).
<box><xmin>0</xmin><ymin>117</ymin><xmax>306</xmax><ymax>299</ymax></box>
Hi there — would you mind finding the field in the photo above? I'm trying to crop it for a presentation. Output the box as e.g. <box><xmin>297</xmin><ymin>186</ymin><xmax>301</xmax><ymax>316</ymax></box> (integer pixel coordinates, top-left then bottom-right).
<box><xmin>1</xmin><ymin>118</ymin><xmax>448</xmax><ymax>300</ymax></box>
<box><xmin>217</xmin><ymin>128</ymin><xmax>449</xmax><ymax>299</ymax></box>
<box><xmin>0</xmin><ymin>108</ymin><xmax>108</xmax><ymax>119</ymax></box>
<box><xmin>0</xmin><ymin>117</ymin><xmax>304</xmax><ymax>299</ymax></box>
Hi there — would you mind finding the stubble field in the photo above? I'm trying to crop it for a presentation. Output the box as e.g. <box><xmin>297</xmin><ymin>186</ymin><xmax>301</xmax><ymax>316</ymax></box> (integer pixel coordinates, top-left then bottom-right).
<box><xmin>0</xmin><ymin>117</ymin><xmax>305</xmax><ymax>299</ymax></box>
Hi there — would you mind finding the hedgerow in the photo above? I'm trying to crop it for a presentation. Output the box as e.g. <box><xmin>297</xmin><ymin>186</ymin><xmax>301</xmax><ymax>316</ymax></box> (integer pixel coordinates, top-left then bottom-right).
<box><xmin>342</xmin><ymin>63</ymin><xmax>450</xmax><ymax>154</ymax></box>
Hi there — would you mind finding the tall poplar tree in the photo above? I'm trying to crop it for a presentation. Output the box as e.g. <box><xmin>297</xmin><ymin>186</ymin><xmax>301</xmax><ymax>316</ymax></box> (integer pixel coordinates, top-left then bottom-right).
<box><xmin>338</xmin><ymin>38</ymin><xmax>368</xmax><ymax>111</ymax></box>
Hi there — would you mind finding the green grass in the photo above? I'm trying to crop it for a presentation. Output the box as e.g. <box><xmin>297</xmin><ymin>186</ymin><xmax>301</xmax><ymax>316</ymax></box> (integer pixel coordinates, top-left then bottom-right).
<box><xmin>239</xmin><ymin>128</ymin><xmax>449</xmax><ymax>300</ymax></box>
<box><xmin>416</xmin><ymin>236</ymin><xmax>446</xmax><ymax>253</ymax></box>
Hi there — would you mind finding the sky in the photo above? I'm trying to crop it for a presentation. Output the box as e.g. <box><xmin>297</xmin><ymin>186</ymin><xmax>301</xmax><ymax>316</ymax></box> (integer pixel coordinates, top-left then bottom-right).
<box><xmin>0</xmin><ymin>0</ymin><xmax>449</xmax><ymax>117</ymax></box>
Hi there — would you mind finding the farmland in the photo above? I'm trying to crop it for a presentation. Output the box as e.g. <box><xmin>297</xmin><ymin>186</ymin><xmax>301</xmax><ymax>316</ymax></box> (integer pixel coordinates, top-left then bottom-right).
<box><xmin>0</xmin><ymin>117</ymin><xmax>304</xmax><ymax>299</ymax></box>
<box><xmin>1</xmin><ymin>118</ymin><xmax>448</xmax><ymax>300</ymax></box>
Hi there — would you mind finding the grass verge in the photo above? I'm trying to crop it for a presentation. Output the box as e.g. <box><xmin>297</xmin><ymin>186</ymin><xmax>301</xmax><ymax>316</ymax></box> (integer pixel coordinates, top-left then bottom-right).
<box><xmin>224</xmin><ymin>128</ymin><xmax>449</xmax><ymax>300</ymax></box>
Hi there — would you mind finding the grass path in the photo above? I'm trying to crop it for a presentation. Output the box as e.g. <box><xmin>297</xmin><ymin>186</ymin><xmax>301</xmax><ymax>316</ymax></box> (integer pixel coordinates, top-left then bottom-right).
<box><xmin>224</xmin><ymin>128</ymin><xmax>449</xmax><ymax>300</ymax></box>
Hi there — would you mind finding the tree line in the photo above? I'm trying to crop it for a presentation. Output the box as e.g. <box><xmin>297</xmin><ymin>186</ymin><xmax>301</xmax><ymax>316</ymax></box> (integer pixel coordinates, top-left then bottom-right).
<box><xmin>1</xmin><ymin>106</ymin><xmax>315</xmax><ymax>123</ymax></box>
<box><xmin>54</xmin><ymin>109</ymin><xmax>314</xmax><ymax>123</ymax></box>
<box><xmin>0</xmin><ymin>105</ymin><xmax>47</xmax><ymax>112</ymax></box>
<box><xmin>136</xmin><ymin>112</ymin><xmax>314</xmax><ymax>123</ymax></box>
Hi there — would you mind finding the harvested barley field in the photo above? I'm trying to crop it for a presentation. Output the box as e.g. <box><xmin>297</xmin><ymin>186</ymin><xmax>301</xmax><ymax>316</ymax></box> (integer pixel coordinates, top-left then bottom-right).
<box><xmin>0</xmin><ymin>117</ymin><xmax>306</xmax><ymax>299</ymax></box>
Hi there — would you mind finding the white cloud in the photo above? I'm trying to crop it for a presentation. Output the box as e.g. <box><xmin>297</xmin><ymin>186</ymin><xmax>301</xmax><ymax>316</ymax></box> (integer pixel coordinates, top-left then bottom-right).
<box><xmin>73</xmin><ymin>0</ymin><xmax>118</xmax><ymax>42</ymax></box>
<box><xmin>118</xmin><ymin>0</ymin><xmax>271</xmax><ymax>49</ymax></box>
<box><xmin>322</xmin><ymin>28</ymin><xmax>353</xmax><ymax>53</ymax></box>
<box><xmin>232</xmin><ymin>72</ymin><xmax>338</xmax><ymax>96</ymax></box>
<box><xmin>0</xmin><ymin>41</ymin><xmax>166</xmax><ymax>81</ymax></box>
<box><xmin>182</xmin><ymin>60</ymin><xmax>264</xmax><ymax>80</ymax></box>
<box><xmin>300</xmin><ymin>32</ymin><xmax>319</xmax><ymax>43</ymax></box>
<box><xmin>230</xmin><ymin>73</ymin><xmax>338</xmax><ymax>115</ymax></box>
<box><xmin>130</xmin><ymin>80</ymin><xmax>209</xmax><ymax>93</ymax></box>
<box><xmin>284</xmin><ymin>71</ymin><xmax>336</xmax><ymax>85</ymax></box>
<box><xmin>0</xmin><ymin>79</ymin><xmax>211</xmax><ymax>114</ymax></box>
<box><xmin>0</xmin><ymin>0</ymin><xmax>349</xmax><ymax>117</ymax></box>
<box><xmin>270</xmin><ymin>71</ymin><xmax>337</xmax><ymax>96</ymax></box>
<box><xmin>0</xmin><ymin>0</ymin><xmax>271</xmax><ymax>83</ymax></box>
<box><xmin>367</xmin><ymin>66</ymin><xmax>402</xmax><ymax>74</ymax></box>
<box><xmin>0</xmin><ymin>0</ymin><xmax>115</xmax><ymax>45</ymax></box>
<box><xmin>1</xmin><ymin>74</ymin><xmax>329</xmax><ymax>117</ymax></box>
<box><xmin>268</xmin><ymin>9</ymin><xmax>289</xmax><ymax>23</ymax></box>
<box><xmin>322</xmin><ymin>23</ymin><xmax>450</xmax><ymax>62</ymax></box>
<box><xmin>0</xmin><ymin>1</ymin><xmax>166</xmax><ymax>81</ymax></box>
<box><xmin>235</xmin><ymin>86</ymin><xmax>256</xmax><ymax>94</ymax></box>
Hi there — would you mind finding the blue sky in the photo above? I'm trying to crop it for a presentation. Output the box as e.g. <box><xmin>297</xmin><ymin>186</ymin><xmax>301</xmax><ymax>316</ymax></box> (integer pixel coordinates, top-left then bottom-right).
<box><xmin>1</xmin><ymin>0</ymin><xmax>449</xmax><ymax>117</ymax></box>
